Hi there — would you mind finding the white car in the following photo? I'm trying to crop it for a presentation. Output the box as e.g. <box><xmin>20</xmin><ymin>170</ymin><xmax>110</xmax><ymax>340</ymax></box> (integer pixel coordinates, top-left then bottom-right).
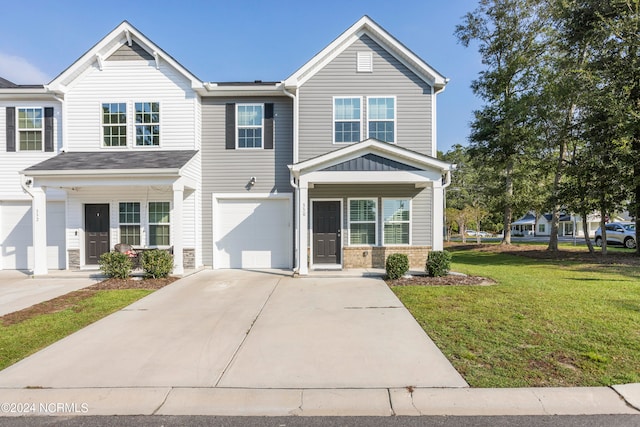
<box><xmin>595</xmin><ymin>222</ymin><xmax>636</xmax><ymax>249</ymax></box>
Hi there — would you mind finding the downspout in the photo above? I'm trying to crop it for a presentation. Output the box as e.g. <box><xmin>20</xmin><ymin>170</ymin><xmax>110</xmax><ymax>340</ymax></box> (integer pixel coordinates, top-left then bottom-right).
<box><xmin>282</xmin><ymin>83</ymin><xmax>301</xmax><ymax>275</ymax></box>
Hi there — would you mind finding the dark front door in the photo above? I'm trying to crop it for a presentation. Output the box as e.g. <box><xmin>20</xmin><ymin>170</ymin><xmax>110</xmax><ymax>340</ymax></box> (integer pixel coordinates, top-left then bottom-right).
<box><xmin>85</xmin><ymin>204</ymin><xmax>110</xmax><ymax>265</ymax></box>
<box><xmin>313</xmin><ymin>201</ymin><xmax>341</xmax><ymax>264</ymax></box>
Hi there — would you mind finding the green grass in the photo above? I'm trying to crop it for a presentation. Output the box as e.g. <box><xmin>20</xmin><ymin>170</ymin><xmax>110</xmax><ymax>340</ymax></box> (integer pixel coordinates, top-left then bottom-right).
<box><xmin>392</xmin><ymin>250</ymin><xmax>640</xmax><ymax>387</ymax></box>
<box><xmin>0</xmin><ymin>289</ymin><xmax>152</xmax><ymax>371</ymax></box>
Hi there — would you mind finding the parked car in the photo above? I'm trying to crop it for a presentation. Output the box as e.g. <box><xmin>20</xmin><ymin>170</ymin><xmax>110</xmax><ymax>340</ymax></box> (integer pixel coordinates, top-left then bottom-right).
<box><xmin>594</xmin><ymin>222</ymin><xmax>636</xmax><ymax>249</ymax></box>
<box><xmin>466</xmin><ymin>230</ymin><xmax>491</xmax><ymax>237</ymax></box>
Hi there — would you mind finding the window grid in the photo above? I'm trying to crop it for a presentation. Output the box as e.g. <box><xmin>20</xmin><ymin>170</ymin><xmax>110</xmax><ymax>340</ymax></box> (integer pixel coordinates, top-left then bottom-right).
<box><xmin>148</xmin><ymin>202</ymin><xmax>170</xmax><ymax>246</ymax></box>
<box><xmin>18</xmin><ymin>108</ymin><xmax>43</xmax><ymax>151</ymax></box>
<box><xmin>383</xmin><ymin>199</ymin><xmax>410</xmax><ymax>245</ymax></box>
<box><xmin>348</xmin><ymin>199</ymin><xmax>377</xmax><ymax>245</ymax></box>
<box><xmin>334</xmin><ymin>97</ymin><xmax>361</xmax><ymax>143</ymax></box>
<box><xmin>102</xmin><ymin>103</ymin><xmax>127</xmax><ymax>147</ymax></box>
<box><xmin>237</xmin><ymin>104</ymin><xmax>263</xmax><ymax>148</ymax></box>
<box><xmin>135</xmin><ymin>102</ymin><xmax>160</xmax><ymax>146</ymax></box>
<box><xmin>119</xmin><ymin>202</ymin><xmax>140</xmax><ymax>246</ymax></box>
<box><xmin>368</xmin><ymin>97</ymin><xmax>395</xmax><ymax>143</ymax></box>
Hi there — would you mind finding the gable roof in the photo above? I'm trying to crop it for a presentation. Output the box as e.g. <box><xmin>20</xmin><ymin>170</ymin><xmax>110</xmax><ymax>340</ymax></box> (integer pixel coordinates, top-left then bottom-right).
<box><xmin>289</xmin><ymin>139</ymin><xmax>452</xmax><ymax>176</ymax></box>
<box><xmin>46</xmin><ymin>21</ymin><xmax>203</xmax><ymax>93</ymax></box>
<box><xmin>284</xmin><ymin>16</ymin><xmax>448</xmax><ymax>91</ymax></box>
<box><xmin>23</xmin><ymin>150</ymin><xmax>198</xmax><ymax>174</ymax></box>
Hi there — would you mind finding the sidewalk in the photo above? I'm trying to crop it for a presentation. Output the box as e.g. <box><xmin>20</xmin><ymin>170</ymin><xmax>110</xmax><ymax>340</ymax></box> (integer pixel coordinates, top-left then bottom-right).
<box><xmin>0</xmin><ymin>385</ymin><xmax>638</xmax><ymax>416</ymax></box>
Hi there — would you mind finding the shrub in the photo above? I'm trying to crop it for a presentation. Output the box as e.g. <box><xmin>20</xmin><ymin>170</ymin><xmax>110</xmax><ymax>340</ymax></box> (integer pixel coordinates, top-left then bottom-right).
<box><xmin>140</xmin><ymin>249</ymin><xmax>173</xmax><ymax>279</ymax></box>
<box><xmin>386</xmin><ymin>253</ymin><xmax>409</xmax><ymax>280</ymax></box>
<box><xmin>99</xmin><ymin>251</ymin><xmax>132</xmax><ymax>279</ymax></box>
<box><xmin>426</xmin><ymin>250</ymin><xmax>452</xmax><ymax>277</ymax></box>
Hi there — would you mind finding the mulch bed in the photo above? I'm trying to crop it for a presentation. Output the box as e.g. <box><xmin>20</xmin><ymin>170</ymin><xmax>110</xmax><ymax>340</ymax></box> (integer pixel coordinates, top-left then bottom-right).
<box><xmin>387</xmin><ymin>274</ymin><xmax>496</xmax><ymax>287</ymax></box>
<box><xmin>1</xmin><ymin>277</ymin><xmax>177</xmax><ymax>326</ymax></box>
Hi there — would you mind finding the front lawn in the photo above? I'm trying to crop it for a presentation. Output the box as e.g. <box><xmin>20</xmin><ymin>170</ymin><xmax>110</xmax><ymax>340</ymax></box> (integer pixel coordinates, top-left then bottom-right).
<box><xmin>392</xmin><ymin>247</ymin><xmax>640</xmax><ymax>387</ymax></box>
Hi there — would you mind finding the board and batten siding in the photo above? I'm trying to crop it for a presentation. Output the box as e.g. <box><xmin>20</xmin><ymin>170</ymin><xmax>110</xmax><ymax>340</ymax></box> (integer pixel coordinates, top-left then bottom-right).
<box><xmin>298</xmin><ymin>34</ymin><xmax>434</xmax><ymax>162</ymax></box>
<box><xmin>309</xmin><ymin>184</ymin><xmax>432</xmax><ymax>246</ymax></box>
<box><xmin>0</xmin><ymin>103</ymin><xmax>65</xmax><ymax>200</ymax></box>
<box><xmin>200</xmin><ymin>96</ymin><xmax>293</xmax><ymax>266</ymax></box>
<box><xmin>64</xmin><ymin>60</ymin><xmax>198</xmax><ymax>151</ymax></box>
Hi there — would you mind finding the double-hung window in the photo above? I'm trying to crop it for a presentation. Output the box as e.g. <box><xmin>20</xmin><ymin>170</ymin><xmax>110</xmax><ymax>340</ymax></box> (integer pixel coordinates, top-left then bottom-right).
<box><xmin>135</xmin><ymin>102</ymin><xmax>160</xmax><ymax>146</ymax></box>
<box><xmin>119</xmin><ymin>202</ymin><xmax>140</xmax><ymax>246</ymax></box>
<box><xmin>17</xmin><ymin>108</ymin><xmax>43</xmax><ymax>151</ymax></box>
<box><xmin>383</xmin><ymin>199</ymin><xmax>410</xmax><ymax>245</ymax></box>
<box><xmin>334</xmin><ymin>97</ymin><xmax>362</xmax><ymax>143</ymax></box>
<box><xmin>102</xmin><ymin>103</ymin><xmax>127</xmax><ymax>147</ymax></box>
<box><xmin>237</xmin><ymin>104</ymin><xmax>263</xmax><ymax>148</ymax></box>
<box><xmin>368</xmin><ymin>97</ymin><xmax>395</xmax><ymax>143</ymax></box>
<box><xmin>349</xmin><ymin>199</ymin><xmax>377</xmax><ymax>245</ymax></box>
<box><xmin>148</xmin><ymin>202</ymin><xmax>170</xmax><ymax>246</ymax></box>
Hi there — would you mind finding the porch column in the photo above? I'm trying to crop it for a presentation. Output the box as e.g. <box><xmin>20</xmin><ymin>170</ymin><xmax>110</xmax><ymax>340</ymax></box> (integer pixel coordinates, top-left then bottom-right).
<box><xmin>432</xmin><ymin>180</ymin><xmax>444</xmax><ymax>251</ymax></box>
<box><xmin>172</xmin><ymin>181</ymin><xmax>184</xmax><ymax>275</ymax></box>
<box><xmin>31</xmin><ymin>186</ymin><xmax>48</xmax><ymax>276</ymax></box>
<box><xmin>298</xmin><ymin>178</ymin><xmax>309</xmax><ymax>275</ymax></box>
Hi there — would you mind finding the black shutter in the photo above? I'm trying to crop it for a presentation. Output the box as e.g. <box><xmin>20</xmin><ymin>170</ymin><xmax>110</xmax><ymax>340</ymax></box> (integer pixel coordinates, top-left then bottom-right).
<box><xmin>6</xmin><ymin>107</ymin><xmax>15</xmax><ymax>152</ymax></box>
<box><xmin>264</xmin><ymin>103</ymin><xmax>274</xmax><ymax>149</ymax></box>
<box><xmin>44</xmin><ymin>107</ymin><xmax>54</xmax><ymax>152</ymax></box>
<box><xmin>225</xmin><ymin>103</ymin><xmax>235</xmax><ymax>149</ymax></box>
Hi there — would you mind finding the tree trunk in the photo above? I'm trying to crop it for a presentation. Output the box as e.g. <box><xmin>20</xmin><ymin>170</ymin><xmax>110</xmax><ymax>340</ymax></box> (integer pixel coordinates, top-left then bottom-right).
<box><xmin>461</xmin><ymin>222</ymin><xmax>467</xmax><ymax>243</ymax></box>
<box><xmin>600</xmin><ymin>207</ymin><xmax>607</xmax><ymax>256</ymax></box>
<box><xmin>502</xmin><ymin>162</ymin><xmax>514</xmax><ymax>245</ymax></box>
<box><xmin>581</xmin><ymin>209</ymin><xmax>594</xmax><ymax>254</ymax></box>
<box><xmin>548</xmin><ymin>208</ymin><xmax>560</xmax><ymax>251</ymax></box>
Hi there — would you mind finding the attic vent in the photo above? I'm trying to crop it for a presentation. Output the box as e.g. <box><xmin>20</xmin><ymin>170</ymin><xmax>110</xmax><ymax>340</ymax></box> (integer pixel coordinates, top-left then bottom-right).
<box><xmin>357</xmin><ymin>52</ymin><xmax>373</xmax><ymax>73</ymax></box>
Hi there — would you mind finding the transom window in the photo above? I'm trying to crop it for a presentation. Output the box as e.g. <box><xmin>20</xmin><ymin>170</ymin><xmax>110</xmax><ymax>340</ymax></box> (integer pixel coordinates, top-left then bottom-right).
<box><xmin>383</xmin><ymin>199</ymin><xmax>410</xmax><ymax>245</ymax></box>
<box><xmin>237</xmin><ymin>104</ymin><xmax>263</xmax><ymax>148</ymax></box>
<box><xmin>135</xmin><ymin>102</ymin><xmax>160</xmax><ymax>146</ymax></box>
<box><xmin>119</xmin><ymin>202</ymin><xmax>140</xmax><ymax>246</ymax></box>
<box><xmin>17</xmin><ymin>107</ymin><xmax>43</xmax><ymax>151</ymax></box>
<box><xmin>149</xmin><ymin>202</ymin><xmax>170</xmax><ymax>246</ymax></box>
<box><xmin>368</xmin><ymin>97</ymin><xmax>395</xmax><ymax>143</ymax></box>
<box><xmin>102</xmin><ymin>103</ymin><xmax>127</xmax><ymax>147</ymax></box>
<box><xmin>334</xmin><ymin>97</ymin><xmax>362</xmax><ymax>143</ymax></box>
<box><xmin>348</xmin><ymin>199</ymin><xmax>377</xmax><ymax>245</ymax></box>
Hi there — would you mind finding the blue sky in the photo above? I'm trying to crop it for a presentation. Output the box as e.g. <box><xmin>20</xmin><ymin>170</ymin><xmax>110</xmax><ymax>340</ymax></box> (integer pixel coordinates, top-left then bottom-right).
<box><xmin>0</xmin><ymin>0</ymin><xmax>482</xmax><ymax>152</ymax></box>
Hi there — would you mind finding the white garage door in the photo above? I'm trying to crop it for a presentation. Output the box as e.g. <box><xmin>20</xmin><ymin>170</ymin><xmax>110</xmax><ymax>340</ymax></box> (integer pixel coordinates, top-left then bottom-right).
<box><xmin>1</xmin><ymin>201</ymin><xmax>66</xmax><ymax>270</ymax></box>
<box><xmin>215</xmin><ymin>198</ymin><xmax>291</xmax><ymax>269</ymax></box>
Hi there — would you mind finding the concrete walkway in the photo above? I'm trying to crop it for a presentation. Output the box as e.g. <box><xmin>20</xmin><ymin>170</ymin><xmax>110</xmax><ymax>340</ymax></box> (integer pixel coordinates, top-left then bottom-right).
<box><xmin>0</xmin><ymin>269</ymin><xmax>638</xmax><ymax>417</ymax></box>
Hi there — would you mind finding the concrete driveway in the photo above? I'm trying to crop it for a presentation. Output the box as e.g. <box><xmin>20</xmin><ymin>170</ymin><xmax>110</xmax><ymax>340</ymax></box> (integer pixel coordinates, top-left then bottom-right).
<box><xmin>0</xmin><ymin>269</ymin><xmax>466</xmax><ymax>389</ymax></box>
<box><xmin>0</xmin><ymin>270</ymin><xmax>101</xmax><ymax>317</ymax></box>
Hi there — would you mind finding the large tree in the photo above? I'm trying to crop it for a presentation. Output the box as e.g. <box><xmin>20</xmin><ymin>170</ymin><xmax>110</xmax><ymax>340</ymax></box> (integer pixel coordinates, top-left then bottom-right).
<box><xmin>456</xmin><ymin>0</ymin><xmax>547</xmax><ymax>244</ymax></box>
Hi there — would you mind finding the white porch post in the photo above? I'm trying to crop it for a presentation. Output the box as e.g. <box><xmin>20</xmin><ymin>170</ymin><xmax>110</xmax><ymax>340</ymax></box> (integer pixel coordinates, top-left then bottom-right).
<box><xmin>172</xmin><ymin>181</ymin><xmax>184</xmax><ymax>275</ymax></box>
<box><xmin>298</xmin><ymin>178</ymin><xmax>309</xmax><ymax>275</ymax></box>
<box><xmin>31</xmin><ymin>186</ymin><xmax>48</xmax><ymax>276</ymax></box>
<box><xmin>432</xmin><ymin>180</ymin><xmax>444</xmax><ymax>251</ymax></box>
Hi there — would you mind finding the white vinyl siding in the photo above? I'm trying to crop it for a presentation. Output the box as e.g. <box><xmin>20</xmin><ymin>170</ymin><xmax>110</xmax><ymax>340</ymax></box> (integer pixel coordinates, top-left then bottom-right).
<box><xmin>348</xmin><ymin>198</ymin><xmax>377</xmax><ymax>245</ymax></box>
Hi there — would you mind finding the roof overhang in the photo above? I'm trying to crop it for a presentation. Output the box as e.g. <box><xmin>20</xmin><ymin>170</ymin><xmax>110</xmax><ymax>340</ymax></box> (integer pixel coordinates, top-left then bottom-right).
<box><xmin>46</xmin><ymin>21</ymin><xmax>204</xmax><ymax>94</ymax></box>
<box><xmin>202</xmin><ymin>81</ymin><xmax>287</xmax><ymax>97</ymax></box>
<box><xmin>289</xmin><ymin>139</ymin><xmax>453</xmax><ymax>187</ymax></box>
<box><xmin>284</xmin><ymin>16</ymin><xmax>448</xmax><ymax>91</ymax></box>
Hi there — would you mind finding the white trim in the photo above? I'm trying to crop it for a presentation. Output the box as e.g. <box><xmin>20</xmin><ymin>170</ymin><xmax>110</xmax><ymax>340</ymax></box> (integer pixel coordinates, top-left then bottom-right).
<box><xmin>211</xmin><ymin>193</ymin><xmax>293</xmax><ymax>269</ymax></box>
<box><xmin>332</xmin><ymin>96</ymin><xmax>363</xmax><ymax>145</ymax></box>
<box><xmin>235</xmin><ymin>103</ymin><xmax>264</xmax><ymax>149</ymax></box>
<box><xmin>367</xmin><ymin>95</ymin><xmax>396</xmax><ymax>144</ymax></box>
<box><xmin>16</xmin><ymin>106</ymin><xmax>45</xmax><ymax>152</ymax></box>
<box><xmin>309</xmin><ymin>198</ymin><xmax>343</xmax><ymax>270</ymax></box>
<box><xmin>304</xmin><ymin>170</ymin><xmax>442</xmax><ymax>185</ymax></box>
<box><xmin>347</xmin><ymin>198</ymin><xmax>377</xmax><ymax>246</ymax></box>
<box><xmin>357</xmin><ymin>51</ymin><xmax>373</xmax><ymax>73</ymax></box>
<box><xmin>382</xmin><ymin>197</ymin><xmax>412</xmax><ymax>246</ymax></box>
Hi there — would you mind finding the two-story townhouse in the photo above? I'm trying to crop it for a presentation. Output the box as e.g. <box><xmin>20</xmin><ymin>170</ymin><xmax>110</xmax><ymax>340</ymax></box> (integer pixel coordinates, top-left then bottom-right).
<box><xmin>3</xmin><ymin>22</ymin><xmax>204</xmax><ymax>275</ymax></box>
<box><xmin>0</xmin><ymin>16</ymin><xmax>452</xmax><ymax>276</ymax></box>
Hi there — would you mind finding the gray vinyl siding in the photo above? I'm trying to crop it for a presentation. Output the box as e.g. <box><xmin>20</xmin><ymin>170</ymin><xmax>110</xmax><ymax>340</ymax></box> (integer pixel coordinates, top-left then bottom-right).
<box><xmin>200</xmin><ymin>96</ymin><xmax>293</xmax><ymax>265</ymax></box>
<box><xmin>298</xmin><ymin>34</ymin><xmax>433</xmax><ymax>161</ymax></box>
<box><xmin>107</xmin><ymin>41</ymin><xmax>154</xmax><ymax>61</ymax></box>
<box><xmin>309</xmin><ymin>184</ymin><xmax>432</xmax><ymax>246</ymax></box>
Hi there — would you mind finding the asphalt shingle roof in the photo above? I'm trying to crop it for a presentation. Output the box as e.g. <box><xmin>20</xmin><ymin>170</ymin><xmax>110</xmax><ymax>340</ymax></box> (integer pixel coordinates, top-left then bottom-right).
<box><xmin>24</xmin><ymin>150</ymin><xmax>198</xmax><ymax>172</ymax></box>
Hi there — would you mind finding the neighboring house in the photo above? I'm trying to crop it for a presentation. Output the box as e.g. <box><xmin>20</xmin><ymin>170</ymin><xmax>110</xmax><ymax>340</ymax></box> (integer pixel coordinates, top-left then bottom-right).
<box><xmin>512</xmin><ymin>212</ymin><xmax>628</xmax><ymax>238</ymax></box>
<box><xmin>1</xmin><ymin>16</ymin><xmax>453</xmax><ymax>276</ymax></box>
